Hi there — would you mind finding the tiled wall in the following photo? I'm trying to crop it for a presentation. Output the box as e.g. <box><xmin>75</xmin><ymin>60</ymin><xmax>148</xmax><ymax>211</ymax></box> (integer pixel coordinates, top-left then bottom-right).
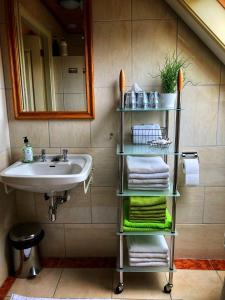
<box><xmin>1</xmin><ymin>0</ymin><xmax>225</xmax><ymax>259</ymax></box>
<box><xmin>0</xmin><ymin>37</ymin><xmax>16</xmax><ymax>284</ymax></box>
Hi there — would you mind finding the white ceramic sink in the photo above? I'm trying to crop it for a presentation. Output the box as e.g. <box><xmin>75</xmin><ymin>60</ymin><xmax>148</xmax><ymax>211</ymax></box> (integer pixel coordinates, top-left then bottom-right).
<box><xmin>0</xmin><ymin>154</ymin><xmax>92</xmax><ymax>193</ymax></box>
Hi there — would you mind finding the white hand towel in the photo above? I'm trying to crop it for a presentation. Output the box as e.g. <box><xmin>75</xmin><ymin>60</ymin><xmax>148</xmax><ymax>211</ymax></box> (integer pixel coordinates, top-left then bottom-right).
<box><xmin>129</xmin><ymin>257</ymin><xmax>169</xmax><ymax>263</ymax></box>
<box><xmin>129</xmin><ymin>252</ymin><xmax>168</xmax><ymax>259</ymax></box>
<box><xmin>128</xmin><ymin>172</ymin><xmax>170</xmax><ymax>179</ymax></box>
<box><xmin>126</xmin><ymin>156</ymin><xmax>169</xmax><ymax>174</ymax></box>
<box><xmin>128</xmin><ymin>178</ymin><xmax>169</xmax><ymax>184</ymax></box>
<box><xmin>127</xmin><ymin>236</ymin><xmax>169</xmax><ymax>254</ymax></box>
<box><xmin>129</xmin><ymin>261</ymin><xmax>169</xmax><ymax>267</ymax></box>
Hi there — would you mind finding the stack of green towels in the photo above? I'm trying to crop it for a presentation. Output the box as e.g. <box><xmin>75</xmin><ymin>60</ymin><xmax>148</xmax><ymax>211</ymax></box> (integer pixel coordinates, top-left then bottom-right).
<box><xmin>123</xmin><ymin>196</ymin><xmax>172</xmax><ymax>232</ymax></box>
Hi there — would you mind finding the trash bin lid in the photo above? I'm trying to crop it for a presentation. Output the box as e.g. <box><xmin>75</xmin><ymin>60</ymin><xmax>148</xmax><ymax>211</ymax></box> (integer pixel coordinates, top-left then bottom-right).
<box><xmin>9</xmin><ymin>223</ymin><xmax>43</xmax><ymax>242</ymax></box>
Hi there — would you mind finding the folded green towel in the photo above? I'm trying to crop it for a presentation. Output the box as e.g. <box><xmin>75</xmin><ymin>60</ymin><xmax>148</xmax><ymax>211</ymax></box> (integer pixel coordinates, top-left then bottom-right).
<box><xmin>130</xmin><ymin>204</ymin><xmax>167</xmax><ymax>211</ymax></box>
<box><xmin>129</xmin><ymin>196</ymin><xmax>166</xmax><ymax>207</ymax></box>
<box><xmin>129</xmin><ymin>211</ymin><xmax>165</xmax><ymax>216</ymax></box>
<box><xmin>129</xmin><ymin>219</ymin><xmax>165</xmax><ymax>223</ymax></box>
<box><xmin>123</xmin><ymin>199</ymin><xmax>172</xmax><ymax>232</ymax></box>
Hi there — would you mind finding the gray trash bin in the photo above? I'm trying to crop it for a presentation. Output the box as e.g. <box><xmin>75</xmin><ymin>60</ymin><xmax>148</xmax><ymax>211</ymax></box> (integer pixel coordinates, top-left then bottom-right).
<box><xmin>9</xmin><ymin>223</ymin><xmax>44</xmax><ymax>278</ymax></box>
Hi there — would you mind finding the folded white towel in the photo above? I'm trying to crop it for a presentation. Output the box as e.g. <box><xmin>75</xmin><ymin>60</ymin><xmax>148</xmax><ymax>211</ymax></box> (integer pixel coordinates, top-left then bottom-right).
<box><xmin>129</xmin><ymin>257</ymin><xmax>169</xmax><ymax>263</ymax></box>
<box><xmin>128</xmin><ymin>184</ymin><xmax>169</xmax><ymax>190</ymax></box>
<box><xmin>129</xmin><ymin>261</ymin><xmax>169</xmax><ymax>267</ymax></box>
<box><xmin>126</xmin><ymin>156</ymin><xmax>169</xmax><ymax>174</ymax></box>
<box><xmin>128</xmin><ymin>178</ymin><xmax>169</xmax><ymax>184</ymax></box>
<box><xmin>128</xmin><ymin>172</ymin><xmax>170</xmax><ymax>179</ymax></box>
<box><xmin>129</xmin><ymin>252</ymin><xmax>168</xmax><ymax>259</ymax></box>
<box><xmin>127</xmin><ymin>236</ymin><xmax>169</xmax><ymax>254</ymax></box>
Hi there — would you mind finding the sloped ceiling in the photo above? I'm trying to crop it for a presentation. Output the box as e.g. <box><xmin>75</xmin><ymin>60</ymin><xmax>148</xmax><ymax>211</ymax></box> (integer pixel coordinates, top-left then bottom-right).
<box><xmin>166</xmin><ymin>0</ymin><xmax>225</xmax><ymax>65</ymax></box>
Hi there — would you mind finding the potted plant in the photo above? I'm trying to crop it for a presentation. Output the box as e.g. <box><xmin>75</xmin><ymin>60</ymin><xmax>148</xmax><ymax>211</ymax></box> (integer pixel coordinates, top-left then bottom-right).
<box><xmin>160</xmin><ymin>53</ymin><xmax>187</xmax><ymax>108</ymax></box>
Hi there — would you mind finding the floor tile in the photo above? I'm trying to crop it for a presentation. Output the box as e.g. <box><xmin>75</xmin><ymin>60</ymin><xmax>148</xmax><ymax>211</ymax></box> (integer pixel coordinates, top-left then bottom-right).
<box><xmin>7</xmin><ymin>268</ymin><xmax>62</xmax><ymax>298</ymax></box>
<box><xmin>112</xmin><ymin>271</ymin><xmax>170</xmax><ymax>299</ymax></box>
<box><xmin>217</xmin><ymin>271</ymin><xmax>225</xmax><ymax>282</ymax></box>
<box><xmin>175</xmin><ymin>259</ymin><xmax>213</xmax><ymax>270</ymax></box>
<box><xmin>170</xmin><ymin>270</ymin><xmax>222</xmax><ymax>300</ymax></box>
<box><xmin>54</xmin><ymin>268</ymin><xmax>113</xmax><ymax>298</ymax></box>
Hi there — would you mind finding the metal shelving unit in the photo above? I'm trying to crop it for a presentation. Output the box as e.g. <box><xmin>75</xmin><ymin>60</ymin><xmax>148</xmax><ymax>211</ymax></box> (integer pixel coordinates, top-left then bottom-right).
<box><xmin>114</xmin><ymin>70</ymin><xmax>183</xmax><ymax>294</ymax></box>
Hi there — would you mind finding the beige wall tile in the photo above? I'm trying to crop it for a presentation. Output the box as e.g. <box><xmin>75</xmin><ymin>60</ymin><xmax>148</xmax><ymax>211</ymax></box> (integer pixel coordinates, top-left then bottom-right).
<box><xmin>217</xmin><ymin>85</ymin><xmax>225</xmax><ymax>144</ymax></box>
<box><xmin>93</xmin><ymin>0</ymin><xmax>131</xmax><ymax>21</ymax></box>
<box><xmin>92</xmin><ymin>148</ymin><xmax>118</xmax><ymax>187</ymax></box>
<box><xmin>93</xmin><ymin>21</ymin><xmax>132</xmax><ymax>88</ymax></box>
<box><xmin>175</xmin><ymin>224</ymin><xmax>225</xmax><ymax>259</ymax></box>
<box><xmin>0</xmin><ymin>24</ymin><xmax>12</xmax><ymax>89</ymax></box>
<box><xmin>91</xmin><ymin>88</ymin><xmax>131</xmax><ymax>147</ymax></box>
<box><xmin>49</xmin><ymin>120</ymin><xmax>91</xmax><ymax>147</ymax></box>
<box><xmin>35</xmin><ymin>187</ymin><xmax>91</xmax><ymax>224</ymax></box>
<box><xmin>171</xmin><ymin>270</ymin><xmax>222</xmax><ymax>300</ymax></box>
<box><xmin>0</xmin><ymin>228</ymin><xmax>10</xmax><ymax>286</ymax></box>
<box><xmin>180</xmin><ymin>86</ymin><xmax>219</xmax><ymax>146</ymax></box>
<box><xmin>0</xmin><ymin>190</ymin><xmax>15</xmax><ymax>230</ymax></box>
<box><xmin>0</xmin><ymin>48</ymin><xmax>5</xmax><ymax>89</ymax></box>
<box><xmin>65</xmin><ymin>224</ymin><xmax>116</xmax><ymax>256</ymax></box>
<box><xmin>112</xmin><ymin>272</ymin><xmax>169</xmax><ymax>299</ymax></box>
<box><xmin>40</xmin><ymin>224</ymin><xmax>65</xmax><ymax>257</ymax></box>
<box><xmin>168</xmin><ymin>187</ymin><xmax>204</xmax><ymax>224</ymax></box>
<box><xmin>178</xmin><ymin>20</ymin><xmax>221</xmax><ymax>85</ymax></box>
<box><xmin>9</xmin><ymin>120</ymin><xmax>49</xmax><ymax>148</ymax></box>
<box><xmin>91</xmin><ymin>187</ymin><xmax>118</xmax><ymax>223</ymax></box>
<box><xmin>8</xmin><ymin>268</ymin><xmax>62</xmax><ymax>297</ymax></box>
<box><xmin>132</xmin><ymin>0</ymin><xmax>176</xmax><ymax>20</ymax></box>
<box><xmin>221</xmin><ymin>65</ymin><xmax>225</xmax><ymax>84</ymax></box>
<box><xmin>15</xmin><ymin>190</ymin><xmax>36</xmax><ymax>222</ymax></box>
<box><xmin>0</xmin><ymin>89</ymin><xmax>10</xmax><ymax>152</ymax></box>
<box><xmin>0</xmin><ymin>149</ymin><xmax>11</xmax><ymax>171</ymax></box>
<box><xmin>132</xmin><ymin>20</ymin><xmax>177</xmax><ymax>86</ymax></box>
<box><xmin>204</xmin><ymin>187</ymin><xmax>225</xmax><ymax>223</ymax></box>
<box><xmin>55</xmin><ymin>269</ymin><xmax>113</xmax><ymax>298</ymax></box>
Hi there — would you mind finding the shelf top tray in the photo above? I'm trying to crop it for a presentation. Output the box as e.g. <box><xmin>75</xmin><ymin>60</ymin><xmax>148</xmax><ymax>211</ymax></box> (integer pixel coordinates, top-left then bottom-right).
<box><xmin>116</xmin><ymin>230</ymin><xmax>177</xmax><ymax>236</ymax></box>
<box><xmin>117</xmin><ymin>144</ymin><xmax>179</xmax><ymax>156</ymax></box>
<box><xmin>117</xmin><ymin>182</ymin><xmax>180</xmax><ymax>197</ymax></box>
<box><xmin>117</xmin><ymin>107</ymin><xmax>181</xmax><ymax>112</ymax></box>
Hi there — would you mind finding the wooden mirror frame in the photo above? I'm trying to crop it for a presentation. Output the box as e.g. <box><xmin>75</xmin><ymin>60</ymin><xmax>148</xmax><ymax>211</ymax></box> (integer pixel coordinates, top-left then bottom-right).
<box><xmin>6</xmin><ymin>0</ymin><xmax>95</xmax><ymax>119</ymax></box>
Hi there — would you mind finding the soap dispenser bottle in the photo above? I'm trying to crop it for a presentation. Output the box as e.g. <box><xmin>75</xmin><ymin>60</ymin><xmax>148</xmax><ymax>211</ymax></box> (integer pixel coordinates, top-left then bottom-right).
<box><xmin>23</xmin><ymin>137</ymin><xmax>33</xmax><ymax>163</ymax></box>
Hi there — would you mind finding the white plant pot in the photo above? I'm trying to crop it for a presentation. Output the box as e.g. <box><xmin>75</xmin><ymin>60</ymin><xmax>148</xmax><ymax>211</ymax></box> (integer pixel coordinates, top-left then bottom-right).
<box><xmin>160</xmin><ymin>93</ymin><xmax>177</xmax><ymax>109</ymax></box>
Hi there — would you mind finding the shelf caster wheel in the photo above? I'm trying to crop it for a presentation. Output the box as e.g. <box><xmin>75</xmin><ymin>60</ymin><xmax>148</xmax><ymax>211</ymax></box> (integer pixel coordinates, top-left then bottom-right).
<box><xmin>114</xmin><ymin>283</ymin><xmax>124</xmax><ymax>294</ymax></box>
<box><xmin>164</xmin><ymin>283</ymin><xmax>173</xmax><ymax>294</ymax></box>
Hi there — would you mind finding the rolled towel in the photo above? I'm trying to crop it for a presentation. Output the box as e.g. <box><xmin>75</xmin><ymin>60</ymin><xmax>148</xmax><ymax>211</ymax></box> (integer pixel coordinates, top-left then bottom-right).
<box><xmin>126</xmin><ymin>235</ymin><xmax>169</xmax><ymax>254</ymax></box>
<box><xmin>128</xmin><ymin>172</ymin><xmax>170</xmax><ymax>179</ymax></box>
<box><xmin>129</xmin><ymin>196</ymin><xmax>166</xmax><ymax>207</ymax></box>
<box><xmin>126</xmin><ymin>156</ymin><xmax>169</xmax><ymax>174</ymax></box>
<box><xmin>128</xmin><ymin>178</ymin><xmax>169</xmax><ymax>184</ymax></box>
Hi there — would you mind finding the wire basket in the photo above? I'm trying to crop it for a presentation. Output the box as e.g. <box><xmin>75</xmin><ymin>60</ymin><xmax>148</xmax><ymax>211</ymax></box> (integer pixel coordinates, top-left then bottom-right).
<box><xmin>131</xmin><ymin>127</ymin><xmax>171</xmax><ymax>148</ymax></box>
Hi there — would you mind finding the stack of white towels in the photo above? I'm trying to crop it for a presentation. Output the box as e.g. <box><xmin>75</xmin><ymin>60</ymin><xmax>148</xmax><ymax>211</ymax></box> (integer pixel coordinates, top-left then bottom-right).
<box><xmin>126</xmin><ymin>235</ymin><xmax>169</xmax><ymax>267</ymax></box>
<box><xmin>126</xmin><ymin>156</ymin><xmax>170</xmax><ymax>190</ymax></box>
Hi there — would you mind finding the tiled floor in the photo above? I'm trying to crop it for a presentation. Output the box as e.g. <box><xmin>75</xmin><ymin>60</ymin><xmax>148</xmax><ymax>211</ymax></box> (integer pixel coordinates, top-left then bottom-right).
<box><xmin>4</xmin><ymin>268</ymin><xmax>225</xmax><ymax>300</ymax></box>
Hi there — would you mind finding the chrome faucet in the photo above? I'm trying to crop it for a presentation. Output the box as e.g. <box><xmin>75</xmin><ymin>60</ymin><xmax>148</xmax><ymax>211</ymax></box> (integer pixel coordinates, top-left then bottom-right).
<box><xmin>41</xmin><ymin>149</ymin><xmax>47</xmax><ymax>162</ymax></box>
<box><xmin>62</xmin><ymin>149</ymin><xmax>68</xmax><ymax>162</ymax></box>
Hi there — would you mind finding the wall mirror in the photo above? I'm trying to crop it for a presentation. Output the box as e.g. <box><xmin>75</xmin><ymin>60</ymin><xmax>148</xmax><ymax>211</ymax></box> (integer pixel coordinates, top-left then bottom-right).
<box><xmin>7</xmin><ymin>0</ymin><xmax>94</xmax><ymax>119</ymax></box>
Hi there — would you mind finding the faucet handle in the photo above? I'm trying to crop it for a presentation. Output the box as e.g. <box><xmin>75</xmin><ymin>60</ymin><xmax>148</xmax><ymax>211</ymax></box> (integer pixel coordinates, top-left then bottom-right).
<box><xmin>62</xmin><ymin>149</ymin><xmax>68</xmax><ymax>162</ymax></box>
<box><xmin>41</xmin><ymin>149</ymin><xmax>47</xmax><ymax>162</ymax></box>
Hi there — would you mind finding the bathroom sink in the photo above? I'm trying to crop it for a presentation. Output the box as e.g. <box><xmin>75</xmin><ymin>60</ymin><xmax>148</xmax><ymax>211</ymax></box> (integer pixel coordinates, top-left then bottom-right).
<box><xmin>0</xmin><ymin>154</ymin><xmax>92</xmax><ymax>193</ymax></box>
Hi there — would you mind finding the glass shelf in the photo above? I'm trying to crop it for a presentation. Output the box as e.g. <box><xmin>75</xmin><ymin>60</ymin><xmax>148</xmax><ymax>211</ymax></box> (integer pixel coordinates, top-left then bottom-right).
<box><xmin>117</xmin><ymin>182</ymin><xmax>180</xmax><ymax>197</ymax></box>
<box><xmin>117</xmin><ymin>107</ymin><xmax>181</xmax><ymax>112</ymax></box>
<box><xmin>116</xmin><ymin>230</ymin><xmax>178</xmax><ymax>236</ymax></box>
<box><xmin>117</xmin><ymin>144</ymin><xmax>179</xmax><ymax>156</ymax></box>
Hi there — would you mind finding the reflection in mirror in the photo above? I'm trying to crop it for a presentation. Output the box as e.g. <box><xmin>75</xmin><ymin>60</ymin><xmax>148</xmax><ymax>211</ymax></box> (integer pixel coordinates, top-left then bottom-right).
<box><xmin>7</xmin><ymin>0</ymin><xmax>94</xmax><ymax>118</ymax></box>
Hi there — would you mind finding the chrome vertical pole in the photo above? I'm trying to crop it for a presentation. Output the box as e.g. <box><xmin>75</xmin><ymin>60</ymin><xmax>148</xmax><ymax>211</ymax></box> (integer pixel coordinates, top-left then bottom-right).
<box><xmin>169</xmin><ymin>69</ymin><xmax>183</xmax><ymax>286</ymax></box>
<box><xmin>119</xmin><ymin>70</ymin><xmax>125</xmax><ymax>288</ymax></box>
